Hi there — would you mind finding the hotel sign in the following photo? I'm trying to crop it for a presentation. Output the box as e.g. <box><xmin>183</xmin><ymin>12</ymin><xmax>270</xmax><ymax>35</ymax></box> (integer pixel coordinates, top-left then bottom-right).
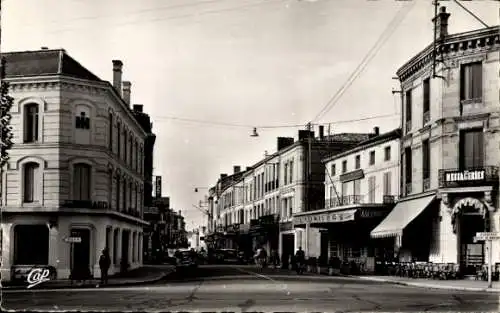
<box><xmin>445</xmin><ymin>170</ymin><xmax>485</xmax><ymax>183</ymax></box>
<box><xmin>293</xmin><ymin>210</ymin><xmax>355</xmax><ymax>225</ymax></box>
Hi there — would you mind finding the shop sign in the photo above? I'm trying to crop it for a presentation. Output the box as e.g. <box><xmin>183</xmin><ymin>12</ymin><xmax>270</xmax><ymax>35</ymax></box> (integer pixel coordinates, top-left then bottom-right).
<box><xmin>62</xmin><ymin>200</ymin><xmax>109</xmax><ymax>209</ymax></box>
<box><xmin>359</xmin><ymin>209</ymin><xmax>385</xmax><ymax>219</ymax></box>
<box><xmin>279</xmin><ymin>222</ymin><xmax>293</xmax><ymax>232</ymax></box>
<box><xmin>293</xmin><ymin>210</ymin><xmax>355</xmax><ymax>225</ymax></box>
<box><xmin>445</xmin><ymin>170</ymin><xmax>485</xmax><ymax>183</ymax></box>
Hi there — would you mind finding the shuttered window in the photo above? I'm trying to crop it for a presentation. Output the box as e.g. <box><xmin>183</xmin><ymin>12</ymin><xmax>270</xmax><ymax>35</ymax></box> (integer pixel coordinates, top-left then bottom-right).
<box><xmin>459</xmin><ymin>129</ymin><xmax>484</xmax><ymax>169</ymax></box>
<box><xmin>460</xmin><ymin>62</ymin><xmax>482</xmax><ymax>101</ymax></box>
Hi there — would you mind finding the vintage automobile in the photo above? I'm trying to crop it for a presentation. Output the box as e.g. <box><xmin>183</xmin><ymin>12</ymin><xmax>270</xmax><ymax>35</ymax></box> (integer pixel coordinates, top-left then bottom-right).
<box><xmin>175</xmin><ymin>248</ymin><xmax>198</xmax><ymax>271</ymax></box>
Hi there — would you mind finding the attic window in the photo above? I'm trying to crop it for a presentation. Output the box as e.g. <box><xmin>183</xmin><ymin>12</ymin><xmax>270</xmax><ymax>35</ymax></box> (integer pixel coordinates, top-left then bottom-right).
<box><xmin>75</xmin><ymin>112</ymin><xmax>90</xmax><ymax>129</ymax></box>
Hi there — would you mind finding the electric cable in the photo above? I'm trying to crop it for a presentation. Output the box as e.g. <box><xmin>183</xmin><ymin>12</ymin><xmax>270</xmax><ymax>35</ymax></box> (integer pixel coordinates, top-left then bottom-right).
<box><xmin>310</xmin><ymin>1</ymin><xmax>416</xmax><ymax>123</ymax></box>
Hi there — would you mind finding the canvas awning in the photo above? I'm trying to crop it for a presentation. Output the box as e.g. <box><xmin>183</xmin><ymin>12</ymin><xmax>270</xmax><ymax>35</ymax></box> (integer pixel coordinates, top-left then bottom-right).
<box><xmin>370</xmin><ymin>195</ymin><xmax>436</xmax><ymax>239</ymax></box>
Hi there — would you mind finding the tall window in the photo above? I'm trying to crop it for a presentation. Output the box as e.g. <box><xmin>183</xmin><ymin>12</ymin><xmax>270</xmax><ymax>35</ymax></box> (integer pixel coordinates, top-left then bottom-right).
<box><xmin>459</xmin><ymin>129</ymin><xmax>484</xmax><ymax>169</ymax></box>
<box><xmin>341</xmin><ymin>182</ymin><xmax>348</xmax><ymax>199</ymax></box>
<box><xmin>116</xmin><ymin>176</ymin><xmax>120</xmax><ymax>209</ymax></box>
<box><xmin>331</xmin><ymin>164</ymin><xmax>336</xmax><ymax>176</ymax></box>
<box><xmin>355</xmin><ymin>155</ymin><xmax>361</xmax><ymax>169</ymax></box>
<box><xmin>289</xmin><ymin>160</ymin><xmax>294</xmax><ymax>184</ymax></box>
<box><xmin>75</xmin><ymin>112</ymin><xmax>90</xmax><ymax>129</ymax></box>
<box><xmin>369</xmin><ymin>151</ymin><xmax>376</xmax><ymax>165</ymax></box>
<box><xmin>284</xmin><ymin>163</ymin><xmax>288</xmax><ymax>185</ymax></box>
<box><xmin>124</xmin><ymin>132</ymin><xmax>128</xmax><ymax>162</ymax></box>
<box><xmin>368</xmin><ymin>176</ymin><xmax>376</xmax><ymax>203</ymax></box>
<box><xmin>23</xmin><ymin>162</ymin><xmax>40</xmax><ymax>203</ymax></box>
<box><xmin>129</xmin><ymin>137</ymin><xmax>133</xmax><ymax>165</ymax></box>
<box><xmin>460</xmin><ymin>62</ymin><xmax>482</xmax><ymax>101</ymax></box>
<box><xmin>135</xmin><ymin>141</ymin><xmax>139</xmax><ymax>170</ymax></box>
<box><xmin>73</xmin><ymin>164</ymin><xmax>91</xmax><ymax>201</ymax></box>
<box><xmin>353</xmin><ymin>179</ymin><xmax>361</xmax><ymax>197</ymax></box>
<box><xmin>423</xmin><ymin>78</ymin><xmax>430</xmax><ymax>123</ymax></box>
<box><xmin>422</xmin><ymin>139</ymin><xmax>430</xmax><ymax>181</ymax></box>
<box><xmin>384</xmin><ymin>146</ymin><xmax>391</xmax><ymax>161</ymax></box>
<box><xmin>108</xmin><ymin>114</ymin><xmax>113</xmax><ymax>150</ymax></box>
<box><xmin>383</xmin><ymin>172</ymin><xmax>391</xmax><ymax>196</ymax></box>
<box><xmin>342</xmin><ymin>160</ymin><xmax>347</xmax><ymax>173</ymax></box>
<box><xmin>129</xmin><ymin>182</ymin><xmax>133</xmax><ymax>210</ymax></box>
<box><xmin>24</xmin><ymin>104</ymin><xmax>39</xmax><ymax>143</ymax></box>
<box><xmin>405</xmin><ymin>89</ymin><xmax>412</xmax><ymax>132</ymax></box>
<box><xmin>404</xmin><ymin>147</ymin><xmax>413</xmax><ymax>194</ymax></box>
<box><xmin>117</xmin><ymin>123</ymin><xmax>121</xmax><ymax>155</ymax></box>
<box><xmin>122</xmin><ymin>180</ymin><xmax>127</xmax><ymax>212</ymax></box>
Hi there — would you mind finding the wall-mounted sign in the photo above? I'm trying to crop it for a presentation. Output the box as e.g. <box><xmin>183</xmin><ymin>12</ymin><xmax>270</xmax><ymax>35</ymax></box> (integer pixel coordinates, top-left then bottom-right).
<box><xmin>62</xmin><ymin>200</ymin><xmax>109</xmax><ymax>209</ymax></box>
<box><xmin>155</xmin><ymin>176</ymin><xmax>162</xmax><ymax>198</ymax></box>
<box><xmin>445</xmin><ymin>170</ymin><xmax>485</xmax><ymax>183</ymax></box>
<box><xmin>293</xmin><ymin>210</ymin><xmax>356</xmax><ymax>225</ymax></box>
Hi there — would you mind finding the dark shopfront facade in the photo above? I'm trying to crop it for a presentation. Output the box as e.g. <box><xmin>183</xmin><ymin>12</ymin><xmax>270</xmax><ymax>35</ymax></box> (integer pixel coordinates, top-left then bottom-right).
<box><xmin>250</xmin><ymin>214</ymin><xmax>280</xmax><ymax>253</ymax></box>
<box><xmin>293</xmin><ymin>202</ymin><xmax>393</xmax><ymax>273</ymax></box>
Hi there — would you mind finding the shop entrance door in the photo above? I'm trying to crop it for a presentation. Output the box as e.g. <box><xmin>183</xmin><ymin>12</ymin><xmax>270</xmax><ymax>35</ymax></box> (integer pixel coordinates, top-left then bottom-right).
<box><xmin>71</xmin><ymin>228</ymin><xmax>91</xmax><ymax>278</ymax></box>
<box><xmin>459</xmin><ymin>212</ymin><xmax>485</xmax><ymax>276</ymax></box>
<box><xmin>282</xmin><ymin>233</ymin><xmax>294</xmax><ymax>266</ymax></box>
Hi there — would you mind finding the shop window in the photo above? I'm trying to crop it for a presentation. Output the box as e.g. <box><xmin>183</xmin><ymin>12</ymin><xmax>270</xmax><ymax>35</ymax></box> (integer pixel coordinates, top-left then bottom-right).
<box><xmin>14</xmin><ymin>225</ymin><xmax>49</xmax><ymax>265</ymax></box>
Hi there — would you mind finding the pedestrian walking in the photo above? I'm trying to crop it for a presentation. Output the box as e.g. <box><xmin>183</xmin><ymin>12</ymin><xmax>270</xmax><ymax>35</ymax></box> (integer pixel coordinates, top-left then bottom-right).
<box><xmin>295</xmin><ymin>247</ymin><xmax>305</xmax><ymax>275</ymax></box>
<box><xmin>99</xmin><ymin>248</ymin><xmax>111</xmax><ymax>285</ymax></box>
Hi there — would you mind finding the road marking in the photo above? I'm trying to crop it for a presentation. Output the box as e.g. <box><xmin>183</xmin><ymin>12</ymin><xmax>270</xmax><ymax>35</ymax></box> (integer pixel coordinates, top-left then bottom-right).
<box><xmin>231</xmin><ymin>266</ymin><xmax>291</xmax><ymax>295</ymax></box>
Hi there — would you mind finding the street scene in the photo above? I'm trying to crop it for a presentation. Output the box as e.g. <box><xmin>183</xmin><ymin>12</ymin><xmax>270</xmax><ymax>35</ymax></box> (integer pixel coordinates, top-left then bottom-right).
<box><xmin>3</xmin><ymin>265</ymin><xmax>500</xmax><ymax>311</ymax></box>
<box><xmin>1</xmin><ymin>0</ymin><xmax>500</xmax><ymax>312</ymax></box>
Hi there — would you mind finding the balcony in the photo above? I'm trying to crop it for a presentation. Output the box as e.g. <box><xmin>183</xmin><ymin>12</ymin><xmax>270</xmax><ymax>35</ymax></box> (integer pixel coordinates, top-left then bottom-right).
<box><xmin>438</xmin><ymin>166</ymin><xmax>499</xmax><ymax>189</ymax></box>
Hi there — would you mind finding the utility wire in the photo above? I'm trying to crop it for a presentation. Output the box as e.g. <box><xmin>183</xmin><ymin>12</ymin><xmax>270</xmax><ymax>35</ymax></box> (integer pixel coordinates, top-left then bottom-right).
<box><xmin>21</xmin><ymin>0</ymin><xmax>239</xmax><ymax>28</ymax></box>
<box><xmin>154</xmin><ymin>113</ymin><xmax>398</xmax><ymax>129</ymax></box>
<box><xmin>310</xmin><ymin>1</ymin><xmax>416</xmax><ymax>123</ymax></box>
<box><xmin>451</xmin><ymin>0</ymin><xmax>489</xmax><ymax>28</ymax></box>
<box><xmin>44</xmin><ymin>0</ymin><xmax>287</xmax><ymax>35</ymax></box>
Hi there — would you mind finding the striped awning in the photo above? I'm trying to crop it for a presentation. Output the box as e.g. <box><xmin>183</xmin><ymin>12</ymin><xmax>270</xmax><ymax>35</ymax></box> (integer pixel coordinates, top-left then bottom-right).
<box><xmin>370</xmin><ymin>195</ymin><xmax>436</xmax><ymax>239</ymax></box>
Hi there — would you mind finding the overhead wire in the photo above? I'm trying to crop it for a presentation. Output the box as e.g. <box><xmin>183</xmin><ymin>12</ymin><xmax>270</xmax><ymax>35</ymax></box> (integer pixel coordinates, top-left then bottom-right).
<box><xmin>43</xmin><ymin>0</ymin><xmax>288</xmax><ymax>35</ymax></box>
<box><xmin>310</xmin><ymin>0</ymin><xmax>416</xmax><ymax>123</ymax></box>
<box><xmin>153</xmin><ymin>113</ymin><xmax>399</xmax><ymax>129</ymax></box>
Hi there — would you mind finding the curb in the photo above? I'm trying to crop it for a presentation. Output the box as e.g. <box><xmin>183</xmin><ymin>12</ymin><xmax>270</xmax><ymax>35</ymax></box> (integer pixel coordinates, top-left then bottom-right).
<box><xmin>350</xmin><ymin>275</ymin><xmax>500</xmax><ymax>293</ymax></box>
<box><xmin>1</xmin><ymin>269</ymin><xmax>174</xmax><ymax>291</ymax></box>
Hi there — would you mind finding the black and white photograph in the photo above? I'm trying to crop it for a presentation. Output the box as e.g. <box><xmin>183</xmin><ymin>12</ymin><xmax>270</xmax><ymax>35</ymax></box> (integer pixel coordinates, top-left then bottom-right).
<box><xmin>0</xmin><ymin>0</ymin><xmax>499</xmax><ymax>312</ymax></box>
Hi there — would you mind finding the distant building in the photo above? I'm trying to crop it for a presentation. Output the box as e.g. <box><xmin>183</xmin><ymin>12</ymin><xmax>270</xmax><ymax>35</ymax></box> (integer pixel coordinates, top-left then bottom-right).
<box><xmin>206</xmin><ymin>127</ymin><xmax>375</xmax><ymax>261</ymax></box>
<box><xmin>0</xmin><ymin>49</ymin><xmax>150</xmax><ymax>281</ymax></box>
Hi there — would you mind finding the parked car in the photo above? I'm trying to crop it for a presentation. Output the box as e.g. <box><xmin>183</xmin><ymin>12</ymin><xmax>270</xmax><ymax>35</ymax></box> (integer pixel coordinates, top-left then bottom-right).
<box><xmin>215</xmin><ymin>249</ymin><xmax>240</xmax><ymax>264</ymax></box>
<box><xmin>175</xmin><ymin>249</ymin><xmax>198</xmax><ymax>271</ymax></box>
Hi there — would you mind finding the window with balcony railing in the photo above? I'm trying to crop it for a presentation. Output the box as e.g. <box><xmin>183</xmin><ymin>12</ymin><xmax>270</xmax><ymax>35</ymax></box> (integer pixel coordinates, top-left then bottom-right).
<box><xmin>404</xmin><ymin>146</ymin><xmax>412</xmax><ymax>196</ymax></box>
<box><xmin>405</xmin><ymin>89</ymin><xmax>412</xmax><ymax>134</ymax></box>
<box><xmin>422</xmin><ymin>139</ymin><xmax>430</xmax><ymax>191</ymax></box>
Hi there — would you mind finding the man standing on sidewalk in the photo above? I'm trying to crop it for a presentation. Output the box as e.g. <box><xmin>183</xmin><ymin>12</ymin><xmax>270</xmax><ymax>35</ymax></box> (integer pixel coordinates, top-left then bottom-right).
<box><xmin>99</xmin><ymin>248</ymin><xmax>111</xmax><ymax>285</ymax></box>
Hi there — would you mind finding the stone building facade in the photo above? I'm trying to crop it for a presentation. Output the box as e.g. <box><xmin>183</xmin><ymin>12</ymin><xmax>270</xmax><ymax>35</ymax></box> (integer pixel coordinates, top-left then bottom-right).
<box><xmin>0</xmin><ymin>49</ymin><xmax>149</xmax><ymax>281</ymax></box>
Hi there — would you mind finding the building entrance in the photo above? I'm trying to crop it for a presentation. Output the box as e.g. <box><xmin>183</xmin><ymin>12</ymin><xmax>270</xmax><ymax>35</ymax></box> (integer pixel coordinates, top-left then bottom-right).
<box><xmin>281</xmin><ymin>233</ymin><xmax>294</xmax><ymax>267</ymax></box>
<box><xmin>70</xmin><ymin>228</ymin><xmax>91</xmax><ymax>278</ymax></box>
<box><xmin>459</xmin><ymin>209</ymin><xmax>486</xmax><ymax>276</ymax></box>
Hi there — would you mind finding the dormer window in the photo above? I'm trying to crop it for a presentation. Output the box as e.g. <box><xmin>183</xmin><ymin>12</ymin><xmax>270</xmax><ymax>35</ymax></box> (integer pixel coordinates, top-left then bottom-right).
<box><xmin>75</xmin><ymin>112</ymin><xmax>90</xmax><ymax>129</ymax></box>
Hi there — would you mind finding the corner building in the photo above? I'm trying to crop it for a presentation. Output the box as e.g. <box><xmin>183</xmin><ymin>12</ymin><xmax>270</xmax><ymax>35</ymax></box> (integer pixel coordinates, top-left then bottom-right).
<box><xmin>0</xmin><ymin>49</ymin><xmax>149</xmax><ymax>281</ymax></box>
<box><xmin>371</xmin><ymin>8</ymin><xmax>500</xmax><ymax>275</ymax></box>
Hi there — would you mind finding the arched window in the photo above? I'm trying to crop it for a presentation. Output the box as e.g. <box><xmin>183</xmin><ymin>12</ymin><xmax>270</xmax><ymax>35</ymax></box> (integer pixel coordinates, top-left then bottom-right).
<box><xmin>122</xmin><ymin>179</ymin><xmax>127</xmax><ymax>212</ymax></box>
<box><xmin>124</xmin><ymin>131</ymin><xmax>128</xmax><ymax>162</ymax></box>
<box><xmin>73</xmin><ymin>163</ymin><xmax>91</xmax><ymax>201</ymax></box>
<box><xmin>117</xmin><ymin>122</ymin><xmax>121</xmax><ymax>155</ymax></box>
<box><xmin>116</xmin><ymin>175</ymin><xmax>121</xmax><ymax>210</ymax></box>
<box><xmin>23</xmin><ymin>162</ymin><xmax>40</xmax><ymax>203</ymax></box>
<box><xmin>24</xmin><ymin>104</ymin><xmax>39</xmax><ymax>143</ymax></box>
<box><xmin>108</xmin><ymin>113</ymin><xmax>113</xmax><ymax>150</ymax></box>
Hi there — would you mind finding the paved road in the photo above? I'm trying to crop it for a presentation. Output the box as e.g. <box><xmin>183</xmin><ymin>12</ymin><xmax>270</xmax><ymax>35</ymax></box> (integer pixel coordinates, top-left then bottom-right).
<box><xmin>3</xmin><ymin>265</ymin><xmax>499</xmax><ymax>312</ymax></box>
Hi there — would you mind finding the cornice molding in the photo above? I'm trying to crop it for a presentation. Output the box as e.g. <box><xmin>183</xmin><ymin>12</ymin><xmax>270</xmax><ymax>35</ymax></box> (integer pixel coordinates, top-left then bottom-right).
<box><xmin>397</xmin><ymin>27</ymin><xmax>500</xmax><ymax>82</ymax></box>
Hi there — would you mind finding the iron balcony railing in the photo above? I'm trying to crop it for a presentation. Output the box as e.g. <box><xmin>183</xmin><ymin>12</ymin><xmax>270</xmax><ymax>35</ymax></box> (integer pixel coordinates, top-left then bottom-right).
<box><xmin>326</xmin><ymin>194</ymin><xmax>397</xmax><ymax>209</ymax></box>
<box><xmin>438</xmin><ymin>166</ymin><xmax>499</xmax><ymax>188</ymax></box>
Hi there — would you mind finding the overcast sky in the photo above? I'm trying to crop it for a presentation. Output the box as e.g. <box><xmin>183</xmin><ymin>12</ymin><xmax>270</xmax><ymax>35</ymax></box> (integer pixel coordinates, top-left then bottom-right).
<box><xmin>3</xmin><ymin>0</ymin><xmax>498</xmax><ymax>230</ymax></box>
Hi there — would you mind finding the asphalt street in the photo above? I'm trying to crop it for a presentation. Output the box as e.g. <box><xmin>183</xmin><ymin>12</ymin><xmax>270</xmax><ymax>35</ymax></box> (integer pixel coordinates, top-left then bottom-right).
<box><xmin>2</xmin><ymin>265</ymin><xmax>499</xmax><ymax>312</ymax></box>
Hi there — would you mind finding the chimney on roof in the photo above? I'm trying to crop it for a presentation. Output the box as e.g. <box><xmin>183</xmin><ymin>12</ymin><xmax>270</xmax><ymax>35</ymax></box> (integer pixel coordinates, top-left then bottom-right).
<box><xmin>122</xmin><ymin>81</ymin><xmax>131</xmax><ymax>106</ymax></box>
<box><xmin>246</xmin><ymin>167</ymin><xmax>252</xmax><ymax>171</ymax></box>
<box><xmin>277</xmin><ymin>137</ymin><xmax>294</xmax><ymax>151</ymax></box>
<box><xmin>41</xmin><ymin>47</ymin><xmax>49</xmax><ymax>50</ymax></box>
<box><xmin>433</xmin><ymin>6</ymin><xmax>451</xmax><ymax>40</ymax></box>
<box><xmin>112</xmin><ymin>60</ymin><xmax>123</xmax><ymax>94</ymax></box>
<box><xmin>319</xmin><ymin>125</ymin><xmax>324</xmax><ymax>140</ymax></box>
<box><xmin>220</xmin><ymin>173</ymin><xmax>228</xmax><ymax>179</ymax></box>
<box><xmin>373</xmin><ymin>127</ymin><xmax>380</xmax><ymax>136</ymax></box>
<box><xmin>233</xmin><ymin>166</ymin><xmax>241</xmax><ymax>174</ymax></box>
<box><xmin>133</xmin><ymin>104</ymin><xmax>143</xmax><ymax>113</ymax></box>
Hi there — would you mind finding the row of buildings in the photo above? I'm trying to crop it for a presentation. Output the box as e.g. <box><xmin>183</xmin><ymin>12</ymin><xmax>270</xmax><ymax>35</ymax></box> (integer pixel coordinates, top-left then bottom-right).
<box><xmin>0</xmin><ymin>48</ymin><xmax>173</xmax><ymax>281</ymax></box>
<box><xmin>203</xmin><ymin>7</ymin><xmax>500</xmax><ymax>276</ymax></box>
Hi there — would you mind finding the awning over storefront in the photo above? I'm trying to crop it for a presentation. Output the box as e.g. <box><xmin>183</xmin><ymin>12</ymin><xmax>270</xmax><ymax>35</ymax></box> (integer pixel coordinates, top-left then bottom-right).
<box><xmin>370</xmin><ymin>195</ymin><xmax>436</xmax><ymax>239</ymax></box>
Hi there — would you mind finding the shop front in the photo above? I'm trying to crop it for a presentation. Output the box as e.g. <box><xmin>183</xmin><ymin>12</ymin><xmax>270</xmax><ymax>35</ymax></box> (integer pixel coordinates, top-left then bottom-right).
<box><xmin>294</xmin><ymin>204</ymin><xmax>393</xmax><ymax>273</ymax></box>
<box><xmin>250</xmin><ymin>214</ymin><xmax>279</xmax><ymax>253</ymax></box>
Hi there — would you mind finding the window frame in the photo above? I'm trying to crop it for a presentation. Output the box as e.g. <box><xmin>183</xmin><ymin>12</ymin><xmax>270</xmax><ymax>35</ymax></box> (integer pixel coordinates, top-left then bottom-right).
<box><xmin>24</xmin><ymin>103</ymin><xmax>39</xmax><ymax>143</ymax></box>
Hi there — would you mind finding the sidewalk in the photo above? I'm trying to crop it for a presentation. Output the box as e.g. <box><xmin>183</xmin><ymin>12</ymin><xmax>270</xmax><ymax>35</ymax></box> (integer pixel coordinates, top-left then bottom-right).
<box><xmin>1</xmin><ymin>265</ymin><xmax>174</xmax><ymax>290</ymax></box>
<box><xmin>352</xmin><ymin>274</ymin><xmax>500</xmax><ymax>293</ymax></box>
<box><xmin>240</xmin><ymin>265</ymin><xmax>500</xmax><ymax>293</ymax></box>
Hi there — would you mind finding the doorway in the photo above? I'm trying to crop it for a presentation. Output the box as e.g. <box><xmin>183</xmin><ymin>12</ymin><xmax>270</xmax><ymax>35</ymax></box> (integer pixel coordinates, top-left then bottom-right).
<box><xmin>121</xmin><ymin>230</ymin><xmax>130</xmax><ymax>271</ymax></box>
<box><xmin>281</xmin><ymin>233</ymin><xmax>294</xmax><ymax>266</ymax></box>
<box><xmin>459</xmin><ymin>210</ymin><xmax>485</xmax><ymax>275</ymax></box>
<box><xmin>320</xmin><ymin>231</ymin><xmax>329</xmax><ymax>265</ymax></box>
<box><xmin>71</xmin><ymin>228</ymin><xmax>91</xmax><ymax>277</ymax></box>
